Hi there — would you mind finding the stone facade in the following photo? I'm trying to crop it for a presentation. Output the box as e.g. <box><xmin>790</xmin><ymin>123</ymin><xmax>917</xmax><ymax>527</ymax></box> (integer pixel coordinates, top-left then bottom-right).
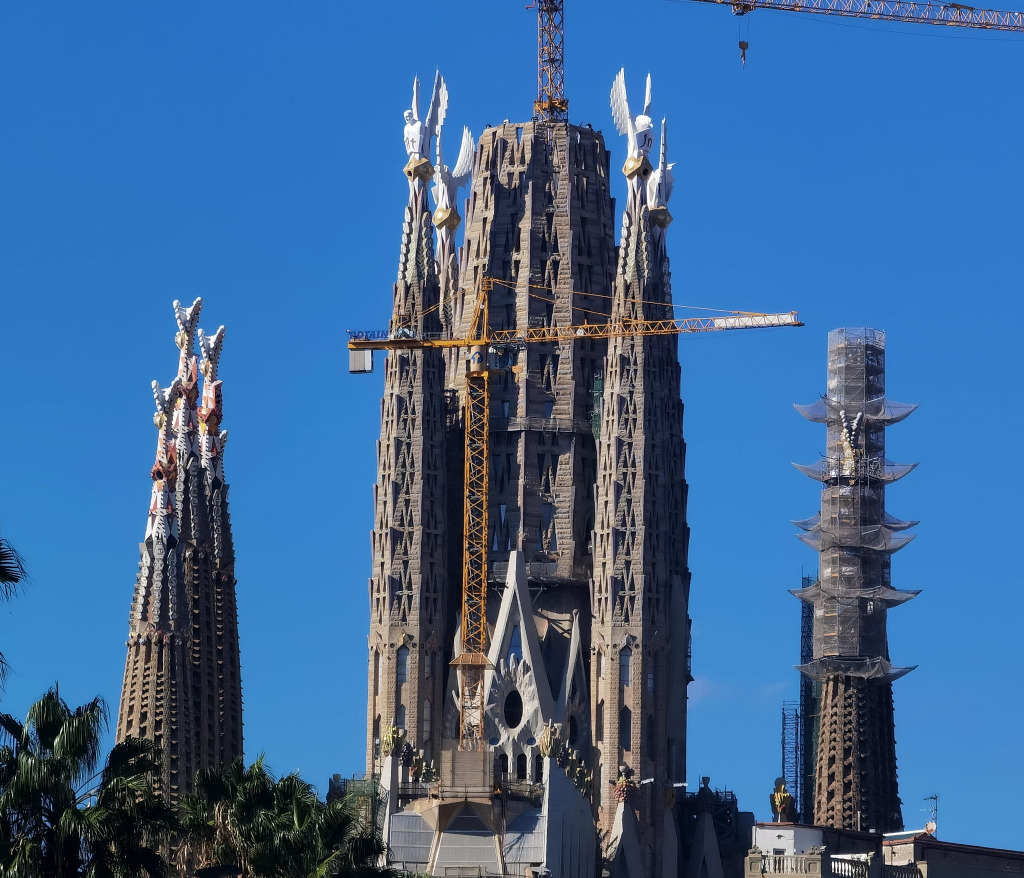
<box><xmin>116</xmin><ymin>300</ymin><xmax>242</xmax><ymax>805</ymax></box>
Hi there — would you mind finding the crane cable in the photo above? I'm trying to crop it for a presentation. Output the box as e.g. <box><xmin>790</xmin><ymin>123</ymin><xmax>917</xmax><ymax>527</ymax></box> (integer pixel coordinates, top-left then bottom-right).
<box><xmin>393</xmin><ymin>276</ymin><xmax>762</xmax><ymax>333</ymax></box>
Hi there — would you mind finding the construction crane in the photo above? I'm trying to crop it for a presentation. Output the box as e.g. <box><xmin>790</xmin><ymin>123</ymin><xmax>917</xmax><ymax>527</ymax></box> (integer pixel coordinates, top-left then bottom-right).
<box><xmin>348</xmin><ymin>276</ymin><xmax>802</xmax><ymax>749</ymax></box>
<box><xmin>531</xmin><ymin>0</ymin><xmax>569</xmax><ymax>122</ymax></box>
<box><xmin>679</xmin><ymin>0</ymin><xmax>1024</xmax><ymax>32</ymax></box>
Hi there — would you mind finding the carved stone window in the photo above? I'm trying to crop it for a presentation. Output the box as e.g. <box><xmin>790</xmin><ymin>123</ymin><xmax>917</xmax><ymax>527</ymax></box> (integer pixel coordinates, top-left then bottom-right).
<box><xmin>516</xmin><ymin>753</ymin><xmax>528</xmax><ymax>780</ymax></box>
<box><xmin>504</xmin><ymin>689</ymin><xmax>524</xmax><ymax>729</ymax></box>
<box><xmin>396</xmin><ymin>646</ymin><xmax>409</xmax><ymax>684</ymax></box>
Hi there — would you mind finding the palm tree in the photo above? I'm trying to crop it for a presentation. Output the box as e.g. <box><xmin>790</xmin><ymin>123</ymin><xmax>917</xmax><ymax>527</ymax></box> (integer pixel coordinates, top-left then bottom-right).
<box><xmin>0</xmin><ymin>688</ymin><xmax>175</xmax><ymax>877</ymax></box>
<box><xmin>0</xmin><ymin>530</ymin><xmax>27</xmax><ymax>684</ymax></box>
<box><xmin>179</xmin><ymin>757</ymin><xmax>395</xmax><ymax>878</ymax></box>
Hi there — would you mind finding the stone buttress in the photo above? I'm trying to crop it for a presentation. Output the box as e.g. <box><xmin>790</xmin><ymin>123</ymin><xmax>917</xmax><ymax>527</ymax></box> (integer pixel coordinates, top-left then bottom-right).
<box><xmin>365</xmin><ymin>136</ymin><xmax>449</xmax><ymax>770</ymax></box>
<box><xmin>591</xmin><ymin>107</ymin><xmax>691</xmax><ymax>878</ymax></box>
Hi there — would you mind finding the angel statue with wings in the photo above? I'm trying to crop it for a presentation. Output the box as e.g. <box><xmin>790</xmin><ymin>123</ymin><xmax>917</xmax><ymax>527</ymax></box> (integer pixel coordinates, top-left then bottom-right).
<box><xmin>610</xmin><ymin>69</ymin><xmax>655</xmax><ymax>161</ymax></box>
<box><xmin>432</xmin><ymin>123</ymin><xmax>475</xmax><ymax>230</ymax></box>
<box><xmin>403</xmin><ymin>71</ymin><xmax>448</xmax><ymax>163</ymax></box>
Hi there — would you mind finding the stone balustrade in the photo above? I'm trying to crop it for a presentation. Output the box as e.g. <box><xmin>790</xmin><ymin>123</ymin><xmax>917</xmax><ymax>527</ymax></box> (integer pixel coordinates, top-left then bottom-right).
<box><xmin>746</xmin><ymin>853</ymin><xmax>825</xmax><ymax>875</ymax></box>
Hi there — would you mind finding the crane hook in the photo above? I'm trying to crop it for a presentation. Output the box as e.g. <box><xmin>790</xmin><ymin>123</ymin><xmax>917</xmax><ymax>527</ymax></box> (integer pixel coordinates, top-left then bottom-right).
<box><xmin>739</xmin><ymin>39</ymin><xmax>749</xmax><ymax>67</ymax></box>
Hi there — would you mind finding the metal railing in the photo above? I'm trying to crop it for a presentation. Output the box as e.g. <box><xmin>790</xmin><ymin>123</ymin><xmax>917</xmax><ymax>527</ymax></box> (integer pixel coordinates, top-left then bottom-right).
<box><xmin>882</xmin><ymin>866</ymin><xmax>922</xmax><ymax>878</ymax></box>
<box><xmin>397</xmin><ymin>781</ymin><xmax>439</xmax><ymax>800</ymax></box>
<box><xmin>495</xmin><ymin>777</ymin><xmax>544</xmax><ymax>803</ymax></box>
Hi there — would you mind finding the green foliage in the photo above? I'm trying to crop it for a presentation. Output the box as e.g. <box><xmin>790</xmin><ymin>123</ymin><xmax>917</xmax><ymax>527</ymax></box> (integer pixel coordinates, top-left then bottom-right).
<box><xmin>0</xmin><ymin>688</ymin><xmax>174</xmax><ymax>877</ymax></box>
<box><xmin>178</xmin><ymin>756</ymin><xmax>398</xmax><ymax>878</ymax></box>
<box><xmin>0</xmin><ymin>531</ymin><xmax>27</xmax><ymax>685</ymax></box>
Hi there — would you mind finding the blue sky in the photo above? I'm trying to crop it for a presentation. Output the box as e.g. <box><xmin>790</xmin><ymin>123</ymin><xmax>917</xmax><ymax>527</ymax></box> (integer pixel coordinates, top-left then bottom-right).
<box><xmin>1</xmin><ymin>0</ymin><xmax>1022</xmax><ymax>850</ymax></box>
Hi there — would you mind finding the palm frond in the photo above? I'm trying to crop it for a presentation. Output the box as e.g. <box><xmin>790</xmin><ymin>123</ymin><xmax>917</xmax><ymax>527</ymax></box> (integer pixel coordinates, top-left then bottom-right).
<box><xmin>0</xmin><ymin>537</ymin><xmax>26</xmax><ymax>594</ymax></box>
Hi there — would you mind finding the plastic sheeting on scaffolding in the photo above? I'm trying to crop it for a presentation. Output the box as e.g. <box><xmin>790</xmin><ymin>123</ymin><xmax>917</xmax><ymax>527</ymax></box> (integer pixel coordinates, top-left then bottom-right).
<box><xmin>792</xmin><ymin>458</ymin><xmax>918</xmax><ymax>483</ymax></box>
<box><xmin>789</xmin><ymin>582</ymin><xmax>920</xmax><ymax>607</ymax></box>
<box><xmin>794</xmin><ymin>397</ymin><xmax>918</xmax><ymax>425</ymax></box>
<box><xmin>796</xmin><ymin>525</ymin><xmax>916</xmax><ymax>553</ymax></box>
<box><xmin>796</xmin><ymin>656</ymin><xmax>917</xmax><ymax>683</ymax></box>
<box><xmin>792</xmin><ymin>511</ymin><xmax>920</xmax><ymax>532</ymax></box>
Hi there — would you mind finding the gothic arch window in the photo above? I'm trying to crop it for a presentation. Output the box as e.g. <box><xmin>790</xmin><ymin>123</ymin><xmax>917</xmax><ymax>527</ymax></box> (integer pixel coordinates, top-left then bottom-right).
<box><xmin>396</xmin><ymin>704</ymin><xmax>406</xmax><ymax>730</ymax></box>
<box><xmin>499</xmin><ymin>753</ymin><xmax>509</xmax><ymax>778</ymax></box>
<box><xmin>396</xmin><ymin>646</ymin><xmax>409</xmax><ymax>684</ymax></box>
<box><xmin>620</xmin><ymin>647</ymin><xmax>632</xmax><ymax>687</ymax></box>
<box><xmin>423</xmin><ymin>699</ymin><xmax>432</xmax><ymax>741</ymax></box>
<box><xmin>373</xmin><ymin>651</ymin><xmax>381</xmax><ymax>696</ymax></box>
<box><xmin>620</xmin><ymin>706</ymin><xmax>632</xmax><ymax>751</ymax></box>
<box><xmin>516</xmin><ymin>753</ymin><xmax>528</xmax><ymax>780</ymax></box>
<box><xmin>534</xmin><ymin>755</ymin><xmax>544</xmax><ymax>782</ymax></box>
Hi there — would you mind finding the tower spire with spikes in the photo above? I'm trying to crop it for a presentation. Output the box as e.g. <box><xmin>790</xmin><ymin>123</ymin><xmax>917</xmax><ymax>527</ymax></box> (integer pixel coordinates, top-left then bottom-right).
<box><xmin>116</xmin><ymin>299</ymin><xmax>243</xmax><ymax>807</ymax></box>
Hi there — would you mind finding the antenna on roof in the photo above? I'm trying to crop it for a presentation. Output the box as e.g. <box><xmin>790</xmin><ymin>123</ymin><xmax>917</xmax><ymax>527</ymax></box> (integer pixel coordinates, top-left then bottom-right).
<box><xmin>922</xmin><ymin>794</ymin><xmax>939</xmax><ymax>835</ymax></box>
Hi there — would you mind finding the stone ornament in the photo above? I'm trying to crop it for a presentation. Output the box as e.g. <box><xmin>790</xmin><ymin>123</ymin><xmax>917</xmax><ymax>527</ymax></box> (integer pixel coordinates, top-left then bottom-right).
<box><xmin>403</xmin><ymin>70</ymin><xmax>447</xmax><ymax>165</ymax></box>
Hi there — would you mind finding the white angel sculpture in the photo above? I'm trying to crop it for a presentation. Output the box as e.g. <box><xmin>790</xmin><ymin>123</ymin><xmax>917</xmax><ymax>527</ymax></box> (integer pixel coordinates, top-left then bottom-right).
<box><xmin>432</xmin><ymin>124</ymin><xmax>475</xmax><ymax>218</ymax></box>
<box><xmin>403</xmin><ymin>71</ymin><xmax>448</xmax><ymax>162</ymax></box>
<box><xmin>647</xmin><ymin>118</ymin><xmax>675</xmax><ymax>209</ymax></box>
<box><xmin>610</xmin><ymin>69</ymin><xmax>655</xmax><ymax>160</ymax></box>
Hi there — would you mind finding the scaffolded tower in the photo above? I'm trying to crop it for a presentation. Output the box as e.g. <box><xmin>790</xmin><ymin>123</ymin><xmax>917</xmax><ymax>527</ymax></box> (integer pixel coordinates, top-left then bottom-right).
<box><xmin>116</xmin><ymin>299</ymin><xmax>243</xmax><ymax>806</ymax></box>
<box><xmin>792</xmin><ymin>328</ymin><xmax>919</xmax><ymax>833</ymax></box>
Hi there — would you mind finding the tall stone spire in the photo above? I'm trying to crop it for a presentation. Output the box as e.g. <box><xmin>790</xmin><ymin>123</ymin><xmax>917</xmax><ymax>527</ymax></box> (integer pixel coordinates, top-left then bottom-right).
<box><xmin>591</xmin><ymin>73</ymin><xmax>691</xmax><ymax>876</ymax></box>
<box><xmin>365</xmin><ymin>72</ymin><xmax>450</xmax><ymax>770</ymax></box>
<box><xmin>116</xmin><ymin>299</ymin><xmax>243</xmax><ymax>805</ymax></box>
<box><xmin>793</xmin><ymin>327</ymin><xmax>919</xmax><ymax>833</ymax></box>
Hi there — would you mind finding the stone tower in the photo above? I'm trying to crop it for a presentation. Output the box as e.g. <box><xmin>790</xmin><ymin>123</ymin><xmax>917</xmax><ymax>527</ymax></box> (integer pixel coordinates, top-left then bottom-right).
<box><xmin>591</xmin><ymin>106</ymin><xmax>691</xmax><ymax>875</ymax></box>
<box><xmin>793</xmin><ymin>327</ymin><xmax>919</xmax><ymax>833</ymax></box>
<box><xmin>116</xmin><ymin>299</ymin><xmax>243</xmax><ymax>805</ymax></box>
<box><xmin>360</xmin><ymin>56</ymin><xmax>692</xmax><ymax>876</ymax></box>
<box><xmin>364</xmin><ymin>72</ymin><xmax>450</xmax><ymax>770</ymax></box>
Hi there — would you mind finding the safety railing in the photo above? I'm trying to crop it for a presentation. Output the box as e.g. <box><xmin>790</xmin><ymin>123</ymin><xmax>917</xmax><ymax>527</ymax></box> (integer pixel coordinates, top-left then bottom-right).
<box><xmin>882</xmin><ymin>866</ymin><xmax>922</xmax><ymax>878</ymax></box>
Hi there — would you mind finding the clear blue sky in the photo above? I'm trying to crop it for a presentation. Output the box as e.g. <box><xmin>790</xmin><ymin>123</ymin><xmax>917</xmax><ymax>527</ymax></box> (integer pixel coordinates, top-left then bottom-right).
<box><xmin>1</xmin><ymin>0</ymin><xmax>1021</xmax><ymax>851</ymax></box>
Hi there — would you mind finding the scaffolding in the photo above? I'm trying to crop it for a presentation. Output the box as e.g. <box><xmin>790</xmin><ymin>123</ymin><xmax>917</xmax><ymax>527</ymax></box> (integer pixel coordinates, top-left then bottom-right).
<box><xmin>782</xmin><ymin>701</ymin><xmax>802</xmax><ymax>820</ymax></box>
<box><xmin>793</xmin><ymin>329</ymin><xmax>919</xmax><ymax>681</ymax></box>
<box><xmin>799</xmin><ymin>579</ymin><xmax>819</xmax><ymax>826</ymax></box>
<box><xmin>344</xmin><ymin>776</ymin><xmax>389</xmax><ymax>839</ymax></box>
